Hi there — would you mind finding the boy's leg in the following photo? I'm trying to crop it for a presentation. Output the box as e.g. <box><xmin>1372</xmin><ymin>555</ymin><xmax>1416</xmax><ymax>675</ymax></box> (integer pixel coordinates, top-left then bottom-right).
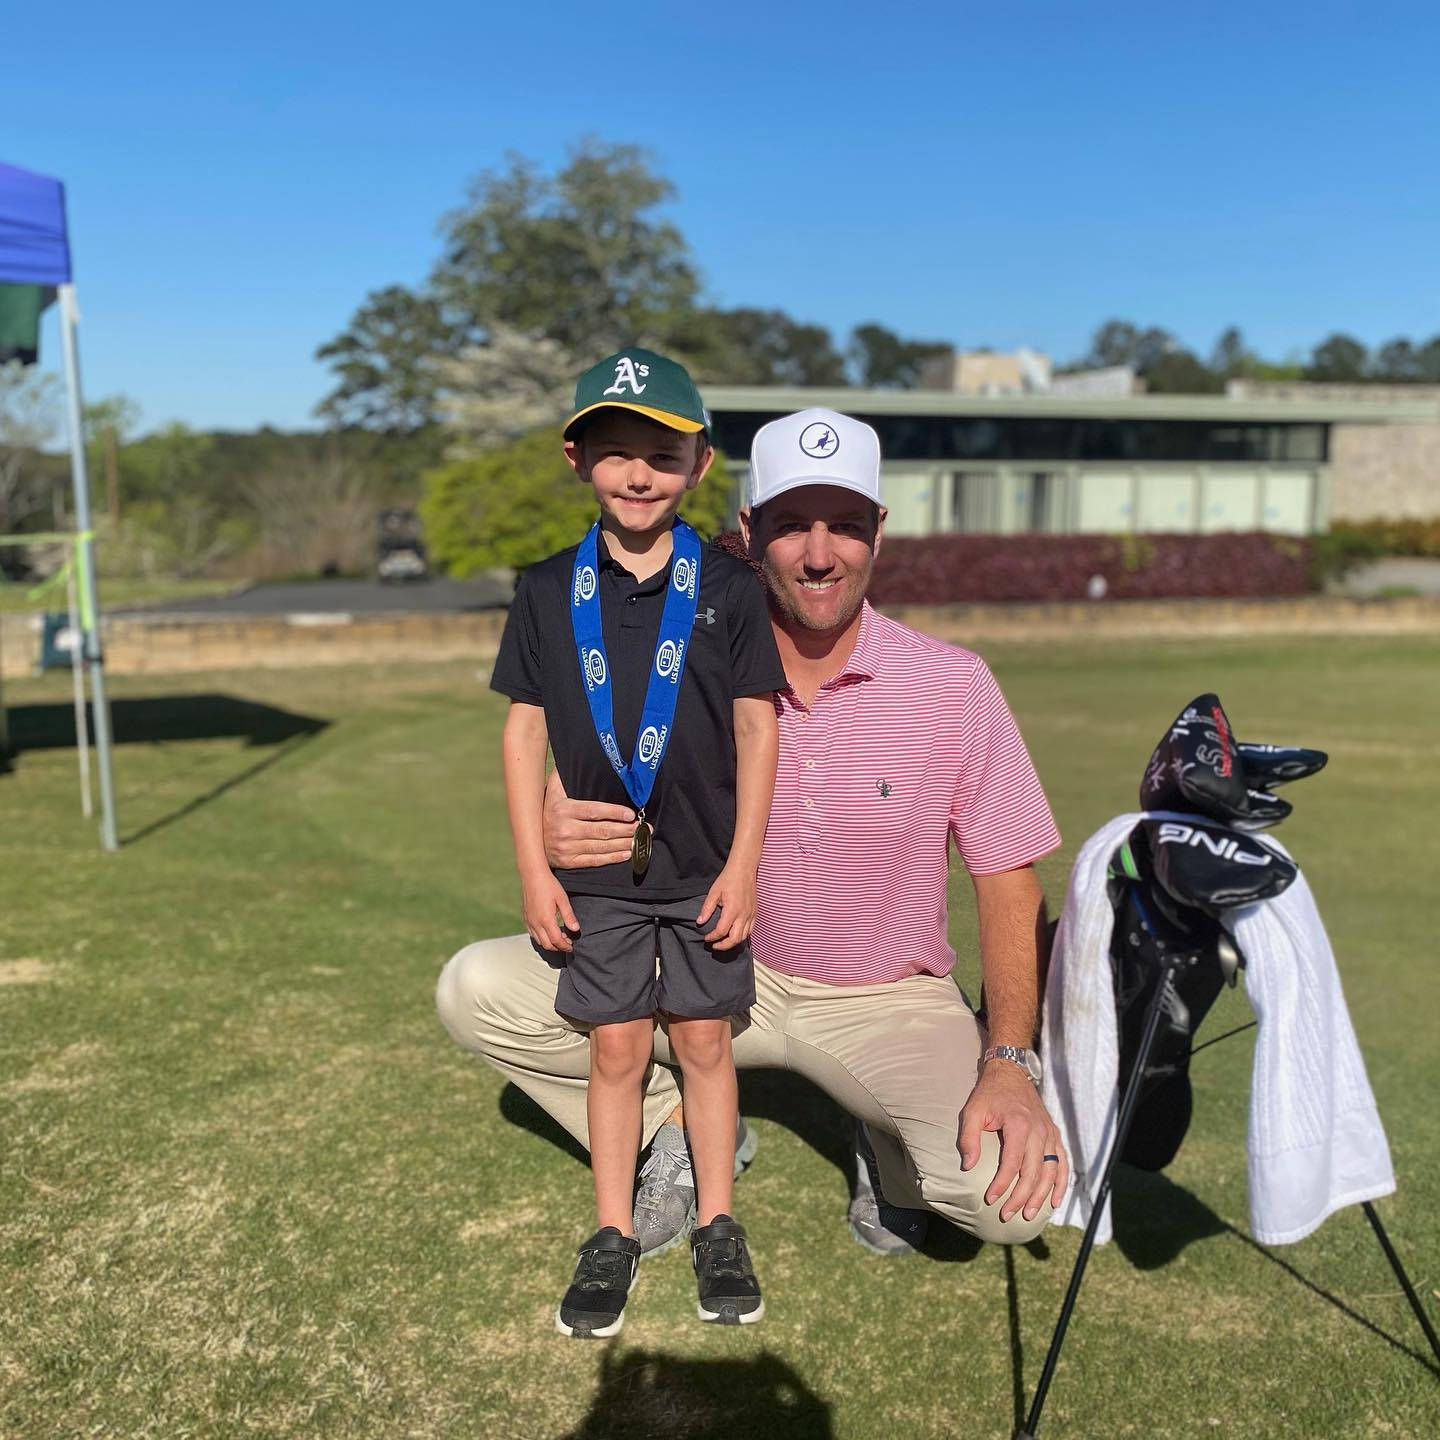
<box><xmin>435</xmin><ymin>933</ymin><xmax>684</xmax><ymax>1149</ymax></box>
<box><xmin>664</xmin><ymin>1018</ymin><xmax>737</xmax><ymax>1225</ymax></box>
<box><xmin>587</xmin><ymin>1020</ymin><xmax>657</xmax><ymax>1233</ymax></box>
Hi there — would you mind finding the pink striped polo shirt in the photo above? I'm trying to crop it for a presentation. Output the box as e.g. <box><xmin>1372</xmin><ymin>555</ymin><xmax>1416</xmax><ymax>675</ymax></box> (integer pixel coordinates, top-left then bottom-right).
<box><xmin>752</xmin><ymin>602</ymin><xmax>1061</xmax><ymax>985</ymax></box>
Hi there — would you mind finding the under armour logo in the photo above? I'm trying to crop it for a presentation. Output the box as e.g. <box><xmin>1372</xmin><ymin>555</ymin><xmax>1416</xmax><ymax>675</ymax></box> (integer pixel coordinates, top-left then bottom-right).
<box><xmin>602</xmin><ymin>356</ymin><xmax>649</xmax><ymax>396</ymax></box>
<box><xmin>693</xmin><ymin>607</ymin><xmax>716</xmax><ymax>627</ymax></box>
<box><xmin>875</xmin><ymin>779</ymin><xmax>892</xmax><ymax>798</ymax></box>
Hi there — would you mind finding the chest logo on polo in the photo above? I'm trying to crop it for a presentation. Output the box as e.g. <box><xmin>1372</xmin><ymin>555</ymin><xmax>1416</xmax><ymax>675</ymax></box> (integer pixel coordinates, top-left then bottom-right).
<box><xmin>693</xmin><ymin>607</ymin><xmax>716</xmax><ymax>627</ymax></box>
<box><xmin>573</xmin><ymin>565</ymin><xmax>597</xmax><ymax>604</ymax></box>
<box><xmin>655</xmin><ymin>638</ymin><xmax>685</xmax><ymax>681</ymax></box>
<box><xmin>875</xmin><ymin>779</ymin><xmax>892</xmax><ymax>798</ymax></box>
<box><xmin>603</xmin><ymin>357</ymin><xmax>649</xmax><ymax>396</ymax></box>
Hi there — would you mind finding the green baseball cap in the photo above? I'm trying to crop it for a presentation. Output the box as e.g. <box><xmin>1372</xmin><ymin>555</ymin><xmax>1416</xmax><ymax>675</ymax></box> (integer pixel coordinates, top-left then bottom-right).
<box><xmin>563</xmin><ymin>347</ymin><xmax>708</xmax><ymax>439</ymax></box>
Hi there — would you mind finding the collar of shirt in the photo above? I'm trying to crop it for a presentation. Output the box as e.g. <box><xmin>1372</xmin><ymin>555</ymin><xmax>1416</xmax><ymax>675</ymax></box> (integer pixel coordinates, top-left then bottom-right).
<box><xmin>598</xmin><ymin>541</ymin><xmax>672</xmax><ymax>594</ymax></box>
<box><xmin>778</xmin><ymin>599</ymin><xmax>882</xmax><ymax>710</ymax></box>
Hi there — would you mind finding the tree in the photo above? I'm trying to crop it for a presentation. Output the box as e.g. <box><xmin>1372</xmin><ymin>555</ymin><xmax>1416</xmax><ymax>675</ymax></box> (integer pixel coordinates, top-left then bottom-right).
<box><xmin>315</xmin><ymin>285</ymin><xmax>450</xmax><ymax>429</ymax></box>
<box><xmin>112</xmin><ymin>424</ymin><xmax>253</xmax><ymax>578</ymax></box>
<box><xmin>1209</xmin><ymin>326</ymin><xmax>1256</xmax><ymax>380</ymax></box>
<box><xmin>432</xmin><ymin>324</ymin><xmax>579</xmax><ymax>452</ymax></box>
<box><xmin>0</xmin><ymin>360</ymin><xmax>61</xmax><ymax>539</ymax></box>
<box><xmin>1076</xmin><ymin>319</ymin><xmax>1217</xmax><ymax>393</ymax></box>
<box><xmin>420</xmin><ymin>428</ymin><xmax>736</xmax><ymax>576</ymax></box>
<box><xmin>317</xmin><ymin>142</ymin><xmax>704</xmax><ymax>429</ymax></box>
<box><xmin>847</xmin><ymin>323</ymin><xmax>951</xmax><ymax>388</ymax></box>
<box><xmin>681</xmin><ymin>308</ymin><xmax>847</xmax><ymax>386</ymax></box>
<box><xmin>1373</xmin><ymin>338</ymin><xmax>1419</xmax><ymax>382</ymax></box>
<box><xmin>83</xmin><ymin>394</ymin><xmax>141</xmax><ymax>523</ymax></box>
<box><xmin>1305</xmin><ymin>333</ymin><xmax>1368</xmax><ymax>382</ymax></box>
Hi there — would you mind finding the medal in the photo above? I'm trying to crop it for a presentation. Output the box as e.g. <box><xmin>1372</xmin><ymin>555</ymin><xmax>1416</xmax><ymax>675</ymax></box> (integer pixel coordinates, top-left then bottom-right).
<box><xmin>631</xmin><ymin>815</ymin><xmax>654</xmax><ymax>876</ymax></box>
<box><xmin>571</xmin><ymin>520</ymin><xmax>701</xmax><ymax>879</ymax></box>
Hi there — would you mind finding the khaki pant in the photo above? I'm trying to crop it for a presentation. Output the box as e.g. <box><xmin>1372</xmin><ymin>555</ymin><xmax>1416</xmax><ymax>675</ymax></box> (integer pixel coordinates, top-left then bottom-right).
<box><xmin>436</xmin><ymin>935</ymin><xmax>1050</xmax><ymax>1245</ymax></box>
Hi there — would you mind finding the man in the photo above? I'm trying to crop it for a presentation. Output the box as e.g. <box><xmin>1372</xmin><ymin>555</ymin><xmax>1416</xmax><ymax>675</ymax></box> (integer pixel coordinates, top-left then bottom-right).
<box><xmin>437</xmin><ymin>407</ymin><xmax>1069</xmax><ymax>1259</ymax></box>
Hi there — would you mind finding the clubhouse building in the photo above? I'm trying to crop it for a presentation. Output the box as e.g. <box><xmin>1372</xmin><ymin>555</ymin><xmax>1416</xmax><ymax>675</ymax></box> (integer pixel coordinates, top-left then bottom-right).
<box><xmin>706</xmin><ymin>384</ymin><xmax>1440</xmax><ymax>537</ymax></box>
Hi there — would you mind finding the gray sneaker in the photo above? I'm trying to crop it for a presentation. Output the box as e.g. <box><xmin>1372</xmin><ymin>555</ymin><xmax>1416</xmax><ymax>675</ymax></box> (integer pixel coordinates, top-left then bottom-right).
<box><xmin>633</xmin><ymin>1122</ymin><xmax>695</xmax><ymax>1259</ymax></box>
<box><xmin>848</xmin><ymin>1120</ymin><xmax>928</xmax><ymax>1257</ymax></box>
<box><xmin>633</xmin><ymin>1117</ymin><xmax>760</xmax><ymax>1261</ymax></box>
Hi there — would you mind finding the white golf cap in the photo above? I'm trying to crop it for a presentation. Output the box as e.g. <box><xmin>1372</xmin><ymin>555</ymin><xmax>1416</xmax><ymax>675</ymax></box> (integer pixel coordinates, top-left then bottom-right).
<box><xmin>748</xmin><ymin>408</ymin><xmax>882</xmax><ymax>510</ymax></box>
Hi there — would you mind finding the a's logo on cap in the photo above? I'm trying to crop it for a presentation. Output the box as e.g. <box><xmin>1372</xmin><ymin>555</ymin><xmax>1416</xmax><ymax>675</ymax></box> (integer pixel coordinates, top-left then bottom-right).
<box><xmin>799</xmin><ymin>422</ymin><xmax>840</xmax><ymax>459</ymax></box>
<box><xmin>602</xmin><ymin>356</ymin><xmax>649</xmax><ymax>397</ymax></box>
<box><xmin>573</xmin><ymin>565</ymin><xmax>597</xmax><ymax>604</ymax></box>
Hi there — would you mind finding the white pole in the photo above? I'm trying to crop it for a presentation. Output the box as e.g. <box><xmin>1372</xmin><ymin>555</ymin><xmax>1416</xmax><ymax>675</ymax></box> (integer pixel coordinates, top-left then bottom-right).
<box><xmin>65</xmin><ymin>551</ymin><xmax>93</xmax><ymax>817</ymax></box>
<box><xmin>57</xmin><ymin>283</ymin><xmax>118</xmax><ymax>850</ymax></box>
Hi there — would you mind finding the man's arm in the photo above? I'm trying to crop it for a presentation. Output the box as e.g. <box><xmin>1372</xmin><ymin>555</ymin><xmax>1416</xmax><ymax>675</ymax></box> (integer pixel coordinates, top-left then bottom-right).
<box><xmin>957</xmin><ymin>863</ymin><xmax>1070</xmax><ymax>1222</ymax></box>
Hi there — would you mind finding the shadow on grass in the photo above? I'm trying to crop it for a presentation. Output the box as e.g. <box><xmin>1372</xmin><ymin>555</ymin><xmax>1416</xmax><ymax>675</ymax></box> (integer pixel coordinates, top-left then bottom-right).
<box><xmin>1104</xmin><ymin>1164</ymin><xmax>1439</xmax><ymax>1378</ymax></box>
<box><xmin>0</xmin><ymin>693</ymin><xmax>330</xmax><ymax>845</ymax></box>
<box><xmin>559</xmin><ymin>1347</ymin><xmax>831</xmax><ymax>1439</ymax></box>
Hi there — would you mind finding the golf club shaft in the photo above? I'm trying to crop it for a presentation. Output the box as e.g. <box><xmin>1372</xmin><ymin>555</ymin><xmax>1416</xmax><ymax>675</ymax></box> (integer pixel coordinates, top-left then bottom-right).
<box><xmin>1017</xmin><ymin>955</ymin><xmax>1184</xmax><ymax>1439</ymax></box>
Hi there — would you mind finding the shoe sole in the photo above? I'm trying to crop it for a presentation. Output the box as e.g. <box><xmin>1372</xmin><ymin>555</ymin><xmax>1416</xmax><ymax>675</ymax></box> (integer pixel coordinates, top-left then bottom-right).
<box><xmin>698</xmin><ymin>1297</ymin><xmax>765</xmax><ymax>1326</ymax></box>
<box><xmin>555</xmin><ymin>1307</ymin><xmax>626</xmax><ymax>1339</ymax></box>
<box><xmin>847</xmin><ymin>1218</ymin><xmax>926</xmax><ymax>1257</ymax></box>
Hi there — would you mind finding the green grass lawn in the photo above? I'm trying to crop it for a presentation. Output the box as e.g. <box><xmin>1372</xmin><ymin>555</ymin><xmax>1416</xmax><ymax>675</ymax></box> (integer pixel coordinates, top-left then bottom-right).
<box><xmin>2</xmin><ymin>637</ymin><xmax>1438</xmax><ymax>1439</ymax></box>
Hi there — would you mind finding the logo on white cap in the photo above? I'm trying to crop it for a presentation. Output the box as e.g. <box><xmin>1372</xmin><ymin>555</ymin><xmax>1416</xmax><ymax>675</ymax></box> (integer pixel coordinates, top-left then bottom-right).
<box><xmin>799</xmin><ymin>422</ymin><xmax>840</xmax><ymax>459</ymax></box>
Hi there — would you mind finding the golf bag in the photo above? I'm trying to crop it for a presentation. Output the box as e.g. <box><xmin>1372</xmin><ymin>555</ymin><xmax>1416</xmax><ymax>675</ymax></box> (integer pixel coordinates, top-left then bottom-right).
<box><xmin>1017</xmin><ymin>695</ymin><xmax>1434</xmax><ymax>1439</ymax></box>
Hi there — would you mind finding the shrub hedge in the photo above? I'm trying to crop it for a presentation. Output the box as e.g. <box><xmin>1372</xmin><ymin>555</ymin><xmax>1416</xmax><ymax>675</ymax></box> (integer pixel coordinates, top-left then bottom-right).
<box><xmin>716</xmin><ymin>530</ymin><xmax>1314</xmax><ymax>603</ymax></box>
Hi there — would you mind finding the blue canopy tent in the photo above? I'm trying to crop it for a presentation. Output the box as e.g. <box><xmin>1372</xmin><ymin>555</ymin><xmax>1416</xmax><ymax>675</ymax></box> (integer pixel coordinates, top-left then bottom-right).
<box><xmin>0</xmin><ymin>160</ymin><xmax>118</xmax><ymax>849</ymax></box>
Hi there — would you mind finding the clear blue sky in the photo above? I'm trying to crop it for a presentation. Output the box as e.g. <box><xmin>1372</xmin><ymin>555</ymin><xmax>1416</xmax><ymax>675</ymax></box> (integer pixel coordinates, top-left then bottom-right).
<box><xmin>7</xmin><ymin>1</ymin><xmax>1438</xmax><ymax>434</ymax></box>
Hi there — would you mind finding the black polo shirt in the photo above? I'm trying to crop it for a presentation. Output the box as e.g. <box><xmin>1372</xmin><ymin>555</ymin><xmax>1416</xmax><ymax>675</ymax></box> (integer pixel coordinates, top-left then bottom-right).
<box><xmin>492</xmin><ymin>538</ymin><xmax>786</xmax><ymax>899</ymax></box>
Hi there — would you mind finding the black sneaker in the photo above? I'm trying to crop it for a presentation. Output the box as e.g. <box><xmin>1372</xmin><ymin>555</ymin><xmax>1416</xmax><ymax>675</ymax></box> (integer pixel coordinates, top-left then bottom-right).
<box><xmin>555</xmin><ymin>1227</ymin><xmax>641</xmax><ymax>1339</ymax></box>
<box><xmin>691</xmin><ymin>1215</ymin><xmax>764</xmax><ymax>1325</ymax></box>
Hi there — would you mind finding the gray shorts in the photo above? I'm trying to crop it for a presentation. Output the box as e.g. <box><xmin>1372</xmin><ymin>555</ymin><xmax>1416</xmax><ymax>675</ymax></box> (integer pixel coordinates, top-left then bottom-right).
<box><xmin>545</xmin><ymin>892</ymin><xmax>755</xmax><ymax>1026</ymax></box>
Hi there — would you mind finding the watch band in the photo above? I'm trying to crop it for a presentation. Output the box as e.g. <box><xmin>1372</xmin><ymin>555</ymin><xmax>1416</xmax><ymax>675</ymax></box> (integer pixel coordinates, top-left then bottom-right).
<box><xmin>982</xmin><ymin>1044</ymin><xmax>1042</xmax><ymax>1084</ymax></box>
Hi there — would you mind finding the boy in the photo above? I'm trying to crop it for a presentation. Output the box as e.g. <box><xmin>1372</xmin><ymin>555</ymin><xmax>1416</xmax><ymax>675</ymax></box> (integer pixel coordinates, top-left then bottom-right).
<box><xmin>492</xmin><ymin>349</ymin><xmax>783</xmax><ymax>1336</ymax></box>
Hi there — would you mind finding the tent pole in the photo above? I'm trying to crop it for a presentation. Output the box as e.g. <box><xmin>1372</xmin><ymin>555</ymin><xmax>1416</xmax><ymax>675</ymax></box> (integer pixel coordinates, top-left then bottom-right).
<box><xmin>57</xmin><ymin>283</ymin><xmax>117</xmax><ymax>851</ymax></box>
<box><xmin>65</xmin><ymin>550</ymin><xmax>93</xmax><ymax>817</ymax></box>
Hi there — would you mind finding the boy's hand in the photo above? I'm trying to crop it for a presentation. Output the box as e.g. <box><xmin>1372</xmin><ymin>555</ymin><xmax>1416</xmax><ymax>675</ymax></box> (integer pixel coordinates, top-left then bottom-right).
<box><xmin>521</xmin><ymin>870</ymin><xmax>579</xmax><ymax>953</ymax></box>
<box><xmin>696</xmin><ymin>865</ymin><xmax>756</xmax><ymax>951</ymax></box>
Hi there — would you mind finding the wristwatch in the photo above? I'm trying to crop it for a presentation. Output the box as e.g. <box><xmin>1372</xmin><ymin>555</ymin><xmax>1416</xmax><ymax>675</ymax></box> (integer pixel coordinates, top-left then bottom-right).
<box><xmin>982</xmin><ymin>1044</ymin><xmax>1043</xmax><ymax>1086</ymax></box>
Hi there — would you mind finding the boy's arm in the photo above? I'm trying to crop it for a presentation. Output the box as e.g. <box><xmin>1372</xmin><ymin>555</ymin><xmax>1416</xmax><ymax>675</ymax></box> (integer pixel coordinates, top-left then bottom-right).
<box><xmin>503</xmin><ymin>702</ymin><xmax>579</xmax><ymax>952</ymax></box>
<box><xmin>697</xmin><ymin>694</ymin><xmax>779</xmax><ymax>949</ymax></box>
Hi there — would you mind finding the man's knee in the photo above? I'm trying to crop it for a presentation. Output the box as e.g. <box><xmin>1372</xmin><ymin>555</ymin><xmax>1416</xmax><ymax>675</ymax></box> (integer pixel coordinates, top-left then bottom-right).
<box><xmin>435</xmin><ymin>934</ymin><xmax>550</xmax><ymax>1056</ymax></box>
<box><xmin>917</xmin><ymin>1131</ymin><xmax>1053</xmax><ymax>1247</ymax></box>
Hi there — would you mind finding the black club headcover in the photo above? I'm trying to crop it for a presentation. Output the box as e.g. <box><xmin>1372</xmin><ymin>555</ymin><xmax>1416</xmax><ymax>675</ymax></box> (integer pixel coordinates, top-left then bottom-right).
<box><xmin>1140</xmin><ymin>694</ymin><xmax>1249</xmax><ymax>823</ymax></box>
<box><xmin>1141</xmin><ymin>816</ymin><xmax>1297</xmax><ymax>914</ymax></box>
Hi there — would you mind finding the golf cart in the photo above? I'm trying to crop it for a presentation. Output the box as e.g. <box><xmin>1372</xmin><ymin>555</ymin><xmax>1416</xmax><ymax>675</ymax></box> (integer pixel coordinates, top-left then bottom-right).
<box><xmin>376</xmin><ymin>508</ymin><xmax>429</xmax><ymax>583</ymax></box>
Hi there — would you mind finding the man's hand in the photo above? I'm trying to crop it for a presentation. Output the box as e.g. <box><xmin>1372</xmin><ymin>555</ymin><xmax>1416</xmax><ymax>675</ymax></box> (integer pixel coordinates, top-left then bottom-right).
<box><xmin>959</xmin><ymin>1060</ymin><xmax>1069</xmax><ymax>1223</ymax></box>
<box><xmin>696</xmin><ymin>864</ymin><xmax>756</xmax><ymax>951</ymax></box>
<box><xmin>542</xmin><ymin>770</ymin><xmax>636</xmax><ymax>869</ymax></box>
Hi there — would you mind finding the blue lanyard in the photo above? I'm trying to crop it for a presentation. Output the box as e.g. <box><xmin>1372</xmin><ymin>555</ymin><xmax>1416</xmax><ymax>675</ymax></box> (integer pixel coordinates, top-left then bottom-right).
<box><xmin>570</xmin><ymin>520</ymin><xmax>702</xmax><ymax>815</ymax></box>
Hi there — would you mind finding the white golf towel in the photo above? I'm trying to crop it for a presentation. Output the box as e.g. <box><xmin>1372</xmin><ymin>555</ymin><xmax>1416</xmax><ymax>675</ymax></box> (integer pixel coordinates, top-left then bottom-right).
<box><xmin>1041</xmin><ymin>813</ymin><xmax>1394</xmax><ymax>1246</ymax></box>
